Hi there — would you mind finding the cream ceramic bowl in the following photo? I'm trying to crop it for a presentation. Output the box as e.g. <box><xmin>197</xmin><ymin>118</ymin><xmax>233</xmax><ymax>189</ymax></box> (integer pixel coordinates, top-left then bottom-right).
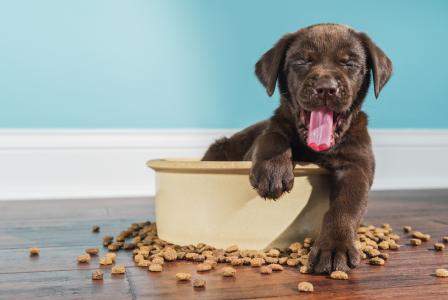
<box><xmin>147</xmin><ymin>159</ymin><xmax>330</xmax><ymax>250</ymax></box>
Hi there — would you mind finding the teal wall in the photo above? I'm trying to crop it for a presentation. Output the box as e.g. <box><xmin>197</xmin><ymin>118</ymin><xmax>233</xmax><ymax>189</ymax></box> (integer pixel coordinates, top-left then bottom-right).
<box><xmin>0</xmin><ymin>0</ymin><xmax>447</xmax><ymax>128</ymax></box>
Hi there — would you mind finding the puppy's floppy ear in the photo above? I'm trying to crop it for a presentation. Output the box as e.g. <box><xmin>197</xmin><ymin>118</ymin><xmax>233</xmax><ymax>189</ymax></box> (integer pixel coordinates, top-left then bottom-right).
<box><xmin>359</xmin><ymin>32</ymin><xmax>393</xmax><ymax>98</ymax></box>
<box><xmin>255</xmin><ymin>34</ymin><xmax>293</xmax><ymax>97</ymax></box>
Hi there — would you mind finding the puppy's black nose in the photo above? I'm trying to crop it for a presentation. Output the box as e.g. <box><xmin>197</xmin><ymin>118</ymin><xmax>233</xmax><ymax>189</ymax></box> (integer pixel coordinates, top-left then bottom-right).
<box><xmin>314</xmin><ymin>78</ymin><xmax>339</xmax><ymax>99</ymax></box>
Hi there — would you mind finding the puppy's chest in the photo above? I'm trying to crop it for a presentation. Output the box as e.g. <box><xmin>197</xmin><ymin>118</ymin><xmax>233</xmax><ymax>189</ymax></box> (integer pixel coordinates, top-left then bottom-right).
<box><xmin>290</xmin><ymin>140</ymin><xmax>347</xmax><ymax>170</ymax></box>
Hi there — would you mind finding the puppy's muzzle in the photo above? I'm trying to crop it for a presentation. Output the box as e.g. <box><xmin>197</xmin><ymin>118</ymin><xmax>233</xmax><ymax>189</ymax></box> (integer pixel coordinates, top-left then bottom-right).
<box><xmin>312</xmin><ymin>77</ymin><xmax>340</xmax><ymax>102</ymax></box>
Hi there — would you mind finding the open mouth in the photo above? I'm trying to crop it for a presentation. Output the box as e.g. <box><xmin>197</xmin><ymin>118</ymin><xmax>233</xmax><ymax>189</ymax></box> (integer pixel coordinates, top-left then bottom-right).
<box><xmin>299</xmin><ymin>108</ymin><xmax>349</xmax><ymax>152</ymax></box>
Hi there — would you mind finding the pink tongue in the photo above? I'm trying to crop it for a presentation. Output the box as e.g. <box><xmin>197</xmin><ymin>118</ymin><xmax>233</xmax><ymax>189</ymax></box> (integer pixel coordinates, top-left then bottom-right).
<box><xmin>307</xmin><ymin>108</ymin><xmax>334</xmax><ymax>152</ymax></box>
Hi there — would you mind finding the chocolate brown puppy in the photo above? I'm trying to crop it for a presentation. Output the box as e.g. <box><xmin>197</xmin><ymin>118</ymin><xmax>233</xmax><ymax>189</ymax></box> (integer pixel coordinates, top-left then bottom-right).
<box><xmin>202</xmin><ymin>23</ymin><xmax>392</xmax><ymax>273</ymax></box>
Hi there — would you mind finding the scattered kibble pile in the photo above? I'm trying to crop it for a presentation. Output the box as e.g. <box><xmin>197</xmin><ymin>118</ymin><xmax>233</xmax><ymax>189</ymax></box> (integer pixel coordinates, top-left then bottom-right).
<box><xmin>29</xmin><ymin>221</ymin><xmax>448</xmax><ymax>294</ymax></box>
<box><xmin>86</xmin><ymin>221</ymin><xmax>410</xmax><ymax>292</ymax></box>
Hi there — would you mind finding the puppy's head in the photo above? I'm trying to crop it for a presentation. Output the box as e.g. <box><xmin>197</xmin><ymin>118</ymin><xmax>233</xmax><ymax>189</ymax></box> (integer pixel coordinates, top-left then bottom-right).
<box><xmin>256</xmin><ymin>24</ymin><xmax>392</xmax><ymax>152</ymax></box>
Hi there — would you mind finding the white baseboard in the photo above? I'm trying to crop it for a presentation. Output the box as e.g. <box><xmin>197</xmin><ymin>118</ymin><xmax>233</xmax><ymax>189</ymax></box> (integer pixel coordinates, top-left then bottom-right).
<box><xmin>0</xmin><ymin>129</ymin><xmax>447</xmax><ymax>200</ymax></box>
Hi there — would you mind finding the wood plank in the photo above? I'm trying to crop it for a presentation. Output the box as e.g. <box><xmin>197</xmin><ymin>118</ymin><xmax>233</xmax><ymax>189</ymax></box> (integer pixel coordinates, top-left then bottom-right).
<box><xmin>0</xmin><ymin>269</ymin><xmax>134</xmax><ymax>300</ymax></box>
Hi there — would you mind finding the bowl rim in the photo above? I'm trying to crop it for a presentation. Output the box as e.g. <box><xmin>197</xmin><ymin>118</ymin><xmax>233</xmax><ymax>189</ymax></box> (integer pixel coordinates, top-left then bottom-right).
<box><xmin>147</xmin><ymin>159</ymin><xmax>328</xmax><ymax>175</ymax></box>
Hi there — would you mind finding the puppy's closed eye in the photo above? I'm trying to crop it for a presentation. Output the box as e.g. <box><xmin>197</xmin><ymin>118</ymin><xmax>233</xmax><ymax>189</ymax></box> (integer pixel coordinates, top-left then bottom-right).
<box><xmin>291</xmin><ymin>59</ymin><xmax>312</xmax><ymax>69</ymax></box>
<box><xmin>339</xmin><ymin>59</ymin><xmax>359</xmax><ymax>68</ymax></box>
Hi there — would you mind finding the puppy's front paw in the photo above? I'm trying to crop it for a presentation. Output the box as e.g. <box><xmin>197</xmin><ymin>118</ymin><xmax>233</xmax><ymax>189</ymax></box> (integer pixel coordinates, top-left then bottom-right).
<box><xmin>309</xmin><ymin>236</ymin><xmax>360</xmax><ymax>274</ymax></box>
<box><xmin>249</xmin><ymin>159</ymin><xmax>294</xmax><ymax>200</ymax></box>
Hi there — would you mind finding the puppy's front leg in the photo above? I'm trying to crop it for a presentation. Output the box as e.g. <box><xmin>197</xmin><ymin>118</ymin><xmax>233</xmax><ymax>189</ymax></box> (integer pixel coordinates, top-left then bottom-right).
<box><xmin>309</xmin><ymin>166</ymin><xmax>371</xmax><ymax>273</ymax></box>
<box><xmin>249</xmin><ymin>132</ymin><xmax>294</xmax><ymax>200</ymax></box>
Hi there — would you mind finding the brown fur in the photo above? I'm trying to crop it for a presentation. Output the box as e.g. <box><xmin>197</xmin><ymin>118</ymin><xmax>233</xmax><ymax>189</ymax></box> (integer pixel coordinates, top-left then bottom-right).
<box><xmin>202</xmin><ymin>23</ymin><xmax>392</xmax><ymax>273</ymax></box>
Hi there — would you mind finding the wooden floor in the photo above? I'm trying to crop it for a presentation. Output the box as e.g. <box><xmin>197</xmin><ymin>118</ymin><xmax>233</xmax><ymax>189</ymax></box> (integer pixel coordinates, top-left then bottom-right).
<box><xmin>0</xmin><ymin>190</ymin><xmax>447</xmax><ymax>300</ymax></box>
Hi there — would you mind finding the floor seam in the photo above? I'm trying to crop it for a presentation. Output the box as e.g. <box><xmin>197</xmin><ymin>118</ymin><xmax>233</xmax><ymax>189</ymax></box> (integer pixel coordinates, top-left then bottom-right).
<box><xmin>0</xmin><ymin>265</ymin><xmax>140</xmax><ymax>275</ymax></box>
<box><xmin>125</xmin><ymin>268</ymin><xmax>138</xmax><ymax>300</ymax></box>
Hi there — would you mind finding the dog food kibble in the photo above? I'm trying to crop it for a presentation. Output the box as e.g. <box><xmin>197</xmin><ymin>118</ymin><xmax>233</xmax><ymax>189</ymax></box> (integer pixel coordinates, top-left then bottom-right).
<box><xmin>106</xmin><ymin>252</ymin><xmax>117</xmax><ymax>262</ymax></box>
<box><xmin>443</xmin><ymin>236</ymin><xmax>448</xmax><ymax>243</ymax></box>
<box><xmin>175</xmin><ymin>272</ymin><xmax>192</xmax><ymax>281</ymax></box>
<box><xmin>298</xmin><ymin>282</ymin><xmax>314</xmax><ymax>293</ymax></box>
<box><xmin>389</xmin><ymin>241</ymin><xmax>400</xmax><ymax>250</ymax></box>
<box><xmin>77</xmin><ymin>254</ymin><xmax>91</xmax><ymax>263</ymax></box>
<box><xmin>403</xmin><ymin>226</ymin><xmax>412</xmax><ymax>233</ymax></box>
<box><xmin>410</xmin><ymin>238</ymin><xmax>422</xmax><ymax>246</ymax></box>
<box><xmin>221</xmin><ymin>266</ymin><xmax>237</xmax><ymax>277</ymax></box>
<box><xmin>278</xmin><ymin>257</ymin><xmax>288</xmax><ymax>265</ymax></box>
<box><xmin>435</xmin><ymin>268</ymin><xmax>448</xmax><ymax>278</ymax></box>
<box><xmin>86</xmin><ymin>248</ymin><xmax>99</xmax><ymax>256</ymax></box>
<box><xmin>102</xmin><ymin>236</ymin><xmax>113</xmax><ymax>246</ymax></box>
<box><xmin>358</xmin><ymin>226</ymin><xmax>369</xmax><ymax>234</ymax></box>
<box><xmin>123</xmin><ymin>243</ymin><xmax>136</xmax><ymax>250</ymax></box>
<box><xmin>378</xmin><ymin>241</ymin><xmax>390</xmax><ymax>250</ymax></box>
<box><xmin>434</xmin><ymin>243</ymin><xmax>445</xmax><ymax>251</ymax></box>
<box><xmin>194</xmin><ymin>255</ymin><xmax>206</xmax><ymax>262</ymax></box>
<box><xmin>330</xmin><ymin>271</ymin><xmax>349</xmax><ymax>280</ymax></box>
<box><xmin>138</xmin><ymin>259</ymin><xmax>151</xmax><ymax>267</ymax></box>
<box><xmin>204</xmin><ymin>259</ymin><xmax>217</xmax><ymax>268</ymax></box>
<box><xmin>365</xmin><ymin>239</ymin><xmax>378</xmax><ymax>249</ymax></box>
<box><xmin>193</xmin><ymin>279</ymin><xmax>206</xmax><ymax>288</ymax></box>
<box><xmin>268</xmin><ymin>249</ymin><xmax>280</xmax><ymax>257</ymax></box>
<box><xmin>286</xmin><ymin>258</ymin><xmax>300</xmax><ymax>267</ymax></box>
<box><xmin>378</xmin><ymin>253</ymin><xmax>389</xmax><ymax>260</ymax></box>
<box><xmin>382</xmin><ymin>224</ymin><xmax>392</xmax><ymax>231</ymax></box>
<box><xmin>264</xmin><ymin>257</ymin><xmax>278</xmax><ymax>264</ymax></box>
<box><xmin>389</xmin><ymin>234</ymin><xmax>400</xmax><ymax>241</ymax></box>
<box><xmin>197</xmin><ymin>263</ymin><xmax>212</xmax><ymax>272</ymax></box>
<box><xmin>369</xmin><ymin>257</ymin><xmax>385</xmax><ymax>266</ymax></box>
<box><xmin>99</xmin><ymin>256</ymin><xmax>114</xmax><ymax>265</ymax></box>
<box><xmin>230</xmin><ymin>258</ymin><xmax>244</xmax><ymax>266</ymax></box>
<box><xmin>92</xmin><ymin>225</ymin><xmax>100</xmax><ymax>233</ymax></box>
<box><xmin>108</xmin><ymin>243</ymin><xmax>122</xmax><ymax>251</ymax></box>
<box><xmin>250</xmin><ymin>257</ymin><xmax>265</xmax><ymax>267</ymax></box>
<box><xmin>177</xmin><ymin>252</ymin><xmax>186</xmax><ymax>260</ymax></box>
<box><xmin>149</xmin><ymin>263</ymin><xmax>163</xmax><ymax>272</ymax></box>
<box><xmin>152</xmin><ymin>257</ymin><xmax>164</xmax><ymax>265</ymax></box>
<box><xmin>225</xmin><ymin>245</ymin><xmax>239</xmax><ymax>253</ymax></box>
<box><xmin>163</xmin><ymin>247</ymin><xmax>177</xmax><ymax>261</ymax></box>
<box><xmin>299</xmin><ymin>265</ymin><xmax>310</xmax><ymax>274</ymax></box>
<box><xmin>185</xmin><ymin>253</ymin><xmax>198</xmax><ymax>261</ymax></box>
<box><xmin>111</xmin><ymin>265</ymin><xmax>126</xmax><ymax>274</ymax></box>
<box><xmin>412</xmin><ymin>231</ymin><xmax>431</xmax><ymax>241</ymax></box>
<box><xmin>134</xmin><ymin>254</ymin><xmax>144</xmax><ymax>263</ymax></box>
<box><xmin>288</xmin><ymin>242</ymin><xmax>302</xmax><ymax>253</ymax></box>
<box><xmin>367</xmin><ymin>248</ymin><xmax>381</xmax><ymax>257</ymax></box>
<box><xmin>300</xmin><ymin>256</ymin><xmax>310</xmax><ymax>267</ymax></box>
<box><xmin>92</xmin><ymin>270</ymin><xmax>103</xmax><ymax>280</ymax></box>
<box><xmin>260</xmin><ymin>266</ymin><xmax>272</xmax><ymax>274</ymax></box>
<box><xmin>304</xmin><ymin>237</ymin><xmax>313</xmax><ymax>245</ymax></box>
<box><xmin>270</xmin><ymin>263</ymin><xmax>284</xmax><ymax>271</ymax></box>
<box><xmin>29</xmin><ymin>247</ymin><xmax>40</xmax><ymax>256</ymax></box>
